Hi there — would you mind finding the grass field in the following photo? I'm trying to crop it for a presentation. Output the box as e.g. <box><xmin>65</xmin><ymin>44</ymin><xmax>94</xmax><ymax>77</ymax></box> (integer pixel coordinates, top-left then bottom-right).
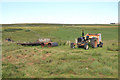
<box><xmin>2</xmin><ymin>24</ymin><xmax>118</xmax><ymax>78</ymax></box>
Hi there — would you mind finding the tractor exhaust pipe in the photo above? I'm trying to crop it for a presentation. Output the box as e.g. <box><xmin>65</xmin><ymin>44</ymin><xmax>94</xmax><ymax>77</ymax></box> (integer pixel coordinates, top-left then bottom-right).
<box><xmin>82</xmin><ymin>30</ymin><xmax>84</xmax><ymax>37</ymax></box>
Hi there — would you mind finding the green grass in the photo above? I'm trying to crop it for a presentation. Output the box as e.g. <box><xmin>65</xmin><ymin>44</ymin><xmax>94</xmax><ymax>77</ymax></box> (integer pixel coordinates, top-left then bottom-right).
<box><xmin>2</xmin><ymin>24</ymin><xmax>118</xmax><ymax>78</ymax></box>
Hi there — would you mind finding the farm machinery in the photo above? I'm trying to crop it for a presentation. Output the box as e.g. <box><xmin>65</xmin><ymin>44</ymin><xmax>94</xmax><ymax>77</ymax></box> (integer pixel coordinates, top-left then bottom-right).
<box><xmin>17</xmin><ymin>38</ymin><xmax>58</xmax><ymax>47</ymax></box>
<box><xmin>71</xmin><ymin>30</ymin><xmax>103</xmax><ymax>50</ymax></box>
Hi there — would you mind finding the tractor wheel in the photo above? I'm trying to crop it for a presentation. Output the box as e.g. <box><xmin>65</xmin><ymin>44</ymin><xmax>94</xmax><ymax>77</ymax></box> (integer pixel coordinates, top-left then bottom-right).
<box><xmin>71</xmin><ymin>43</ymin><xmax>75</xmax><ymax>48</ymax></box>
<box><xmin>48</xmin><ymin>43</ymin><xmax>52</xmax><ymax>48</ymax></box>
<box><xmin>99</xmin><ymin>43</ymin><xmax>103</xmax><ymax>47</ymax></box>
<box><xmin>90</xmin><ymin>38</ymin><xmax>97</xmax><ymax>48</ymax></box>
<box><xmin>41</xmin><ymin>43</ymin><xmax>44</xmax><ymax>47</ymax></box>
<box><xmin>84</xmin><ymin>43</ymin><xmax>89</xmax><ymax>50</ymax></box>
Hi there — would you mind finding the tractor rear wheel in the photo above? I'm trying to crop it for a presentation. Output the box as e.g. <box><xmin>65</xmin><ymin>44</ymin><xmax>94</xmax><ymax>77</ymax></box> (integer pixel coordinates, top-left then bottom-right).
<box><xmin>90</xmin><ymin>38</ymin><xmax>98</xmax><ymax>48</ymax></box>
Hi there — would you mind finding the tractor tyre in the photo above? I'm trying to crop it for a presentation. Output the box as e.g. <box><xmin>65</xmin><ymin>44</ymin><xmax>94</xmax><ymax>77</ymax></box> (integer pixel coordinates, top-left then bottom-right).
<box><xmin>84</xmin><ymin>43</ymin><xmax>89</xmax><ymax>50</ymax></box>
<box><xmin>90</xmin><ymin>38</ymin><xmax>97</xmax><ymax>48</ymax></box>
<box><xmin>99</xmin><ymin>42</ymin><xmax>103</xmax><ymax>47</ymax></box>
<box><xmin>48</xmin><ymin>43</ymin><xmax>52</xmax><ymax>48</ymax></box>
<box><xmin>41</xmin><ymin>43</ymin><xmax>44</xmax><ymax>47</ymax></box>
<box><xmin>71</xmin><ymin>43</ymin><xmax>75</xmax><ymax>48</ymax></box>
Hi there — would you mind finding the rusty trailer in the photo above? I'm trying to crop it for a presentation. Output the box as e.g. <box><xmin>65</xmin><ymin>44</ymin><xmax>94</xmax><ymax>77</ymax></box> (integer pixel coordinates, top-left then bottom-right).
<box><xmin>17</xmin><ymin>38</ymin><xmax>58</xmax><ymax>47</ymax></box>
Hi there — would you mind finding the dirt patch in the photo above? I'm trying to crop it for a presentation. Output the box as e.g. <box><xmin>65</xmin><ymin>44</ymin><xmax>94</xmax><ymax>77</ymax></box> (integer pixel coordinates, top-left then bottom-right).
<box><xmin>2</xmin><ymin>57</ymin><xmax>6</xmax><ymax>62</ymax></box>
<box><xmin>41</xmin><ymin>53</ymin><xmax>51</xmax><ymax>60</ymax></box>
<box><xmin>2</xmin><ymin>55</ymin><xmax>19</xmax><ymax>64</ymax></box>
<box><xmin>28</xmin><ymin>62</ymin><xmax>34</xmax><ymax>66</ymax></box>
<box><xmin>99</xmin><ymin>73</ymin><xmax>105</xmax><ymax>78</ymax></box>
<box><xmin>88</xmin><ymin>58</ymin><xmax>96</xmax><ymax>62</ymax></box>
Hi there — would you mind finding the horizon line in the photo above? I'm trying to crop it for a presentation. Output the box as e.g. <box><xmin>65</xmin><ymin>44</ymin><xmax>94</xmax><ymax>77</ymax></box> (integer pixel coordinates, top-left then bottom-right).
<box><xmin>0</xmin><ymin>22</ymin><xmax>118</xmax><ymax>25</ymax></box>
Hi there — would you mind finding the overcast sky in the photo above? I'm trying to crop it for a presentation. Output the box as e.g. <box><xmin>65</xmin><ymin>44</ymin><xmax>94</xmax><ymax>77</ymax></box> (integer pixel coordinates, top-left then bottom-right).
<box><xmin>0</xmin><ymin>0</ymin><xmax>119</xmax><ymax>24</ymax></box>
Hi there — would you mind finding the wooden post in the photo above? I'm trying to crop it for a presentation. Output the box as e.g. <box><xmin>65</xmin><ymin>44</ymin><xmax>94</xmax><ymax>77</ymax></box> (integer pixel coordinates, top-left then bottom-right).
<box><xmin>75</xmin><ymin>39</ymin><xmax>77</xmax><ymax>44</ymax></box>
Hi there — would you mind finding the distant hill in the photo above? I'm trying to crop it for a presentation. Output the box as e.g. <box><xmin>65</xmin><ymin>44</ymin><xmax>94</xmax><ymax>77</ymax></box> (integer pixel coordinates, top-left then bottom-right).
<box><xmin>1</xmin><ymin>23</ymin><xmax>118</xmax><ymax>27</ymax></box>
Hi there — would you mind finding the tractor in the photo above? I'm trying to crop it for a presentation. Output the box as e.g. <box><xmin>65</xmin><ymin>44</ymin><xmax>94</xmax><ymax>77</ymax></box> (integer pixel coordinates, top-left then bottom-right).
<box><xmin>71</xmin><ymin>30</ymin><xmax>103</xmax><ymax>50</ymax></box>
